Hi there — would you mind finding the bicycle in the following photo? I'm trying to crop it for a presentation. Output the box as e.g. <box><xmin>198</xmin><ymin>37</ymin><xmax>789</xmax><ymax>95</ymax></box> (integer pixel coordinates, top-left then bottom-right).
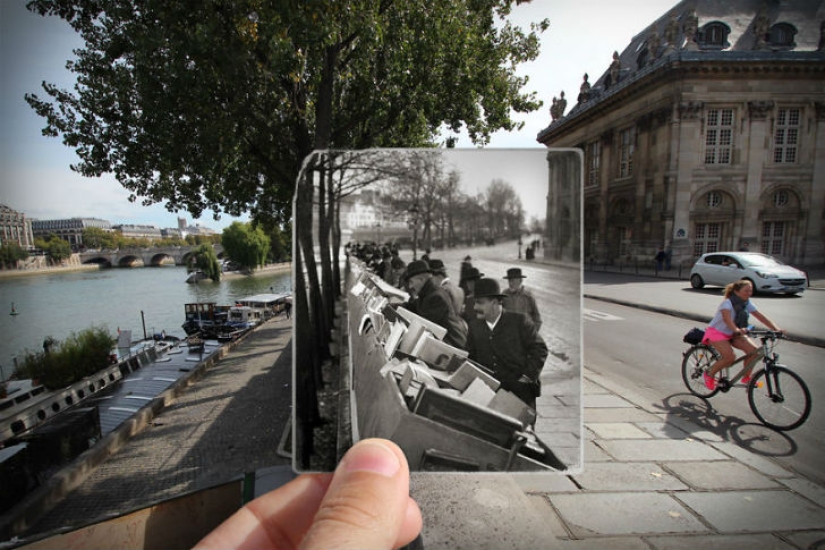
<box><xmin>681</xmin><ymin>329</ymin><xmax>811</xmax><ymax>431</ymax></box>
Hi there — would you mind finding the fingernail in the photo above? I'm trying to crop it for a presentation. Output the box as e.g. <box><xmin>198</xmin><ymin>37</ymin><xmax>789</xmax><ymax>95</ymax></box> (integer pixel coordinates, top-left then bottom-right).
<box><xmin>343</xmin><ymin>440</ymin><xmax>401</xmax><ymax>478</ymax></box>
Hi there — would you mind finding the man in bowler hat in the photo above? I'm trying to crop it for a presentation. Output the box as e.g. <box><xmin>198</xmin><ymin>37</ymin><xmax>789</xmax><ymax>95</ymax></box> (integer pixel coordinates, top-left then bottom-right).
<box><xmin>403</xmin><ymin>260</ymin><xmax>467</xmax><ymax>349</ymax></box>
<box><xmin>502</xmin><ymin>267</ymin><xmax>542</xmax><ymax>331</ymax></box>
<box><xmin>466</xmin><ymin>278</ymin><xmax>548</xmax><ymax>410</ymax></box>
<box><xmin>427</xmin><ymin>259</ymin><xmax>464</xmax><ymax>316</ymax></box>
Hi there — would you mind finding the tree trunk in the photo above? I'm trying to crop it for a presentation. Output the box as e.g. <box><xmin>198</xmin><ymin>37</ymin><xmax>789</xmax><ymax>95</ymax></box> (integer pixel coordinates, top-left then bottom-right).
<box><xmin>293</xmin><ymin>187</ymin><xmax>319</xmax><ymax>467</ymax></box>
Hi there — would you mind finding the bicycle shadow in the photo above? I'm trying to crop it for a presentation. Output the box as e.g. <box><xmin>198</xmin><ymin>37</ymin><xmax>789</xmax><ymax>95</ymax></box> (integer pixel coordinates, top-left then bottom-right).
<box><xmin>653</xmin><ymin>392</ymin><xmax>798</xmax><ymax>458</ymax></box>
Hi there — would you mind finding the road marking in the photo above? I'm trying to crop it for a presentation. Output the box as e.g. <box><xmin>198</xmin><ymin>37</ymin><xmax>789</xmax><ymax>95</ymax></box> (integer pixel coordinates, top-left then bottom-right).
<box><xmin>583</xmin><ymin>308</ymin><xmax>623</xmax><ymax>322</ymax></box>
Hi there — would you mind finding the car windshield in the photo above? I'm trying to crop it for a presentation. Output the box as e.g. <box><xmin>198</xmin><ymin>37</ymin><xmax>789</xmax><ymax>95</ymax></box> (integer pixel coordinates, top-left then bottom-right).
<box><xmin>740</xmin><ymin>254</ymin><xmax>784</xmax><ymax>268</ymax></box>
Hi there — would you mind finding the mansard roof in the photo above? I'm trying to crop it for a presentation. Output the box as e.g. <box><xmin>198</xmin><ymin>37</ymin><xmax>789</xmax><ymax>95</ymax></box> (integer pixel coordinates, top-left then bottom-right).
<box><xmin>538</xmin><ymin>0</ymin><xmax>825</xmax><ymax>142</ymax></box>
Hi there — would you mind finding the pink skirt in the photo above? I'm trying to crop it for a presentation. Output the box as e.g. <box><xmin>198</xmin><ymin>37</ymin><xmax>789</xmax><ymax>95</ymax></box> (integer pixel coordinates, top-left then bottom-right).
<box><xmin>702</xmin><ymin>326</ymin><xmax>733</xmax><ymax>344</ymax></box>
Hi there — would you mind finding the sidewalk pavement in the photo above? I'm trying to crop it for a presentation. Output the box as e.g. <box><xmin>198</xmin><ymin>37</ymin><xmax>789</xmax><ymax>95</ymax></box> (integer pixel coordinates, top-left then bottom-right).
<box><xmin>7</xmin><ymin>280</ymin><xmax>825</xmax><ymax>549</ymax></box>
<box><xmin>410</xmin><ymin>360</ymin><xmax>825</xmax><ymax>550</ymax></box>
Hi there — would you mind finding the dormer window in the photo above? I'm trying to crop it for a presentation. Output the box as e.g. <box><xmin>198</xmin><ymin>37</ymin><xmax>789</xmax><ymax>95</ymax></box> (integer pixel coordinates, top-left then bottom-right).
<box><xmin>636</xmin><ymin>49</ymin><xmax>649</xmax><ymax>70</ymax></box>
<box><xmin>697</xmin><ymin>22</ymin><xmax>731</xmax><ymax>50</ymax></box>
<box><xmin>768</xmin><ymin>23</ymin><xmax>797</xmax><ymax>49</ymax></box>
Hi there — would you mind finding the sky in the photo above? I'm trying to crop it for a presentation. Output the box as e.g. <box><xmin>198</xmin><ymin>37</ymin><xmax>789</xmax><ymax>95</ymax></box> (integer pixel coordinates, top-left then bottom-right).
<box><xmin>0</xmin><ymin>0</ymin><xmax>678</xmax><ymax>231</ymax></box>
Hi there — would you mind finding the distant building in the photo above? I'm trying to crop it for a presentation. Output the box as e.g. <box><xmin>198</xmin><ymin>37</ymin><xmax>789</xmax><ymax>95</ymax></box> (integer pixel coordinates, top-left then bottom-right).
<box><xmin>537</xmin><ymin>0</ymin><xmax>825</xmax><ymax>267</ymax></box>
<box><xmin>182</xmin><ymin>224</ymin><xmax>217</xmax><ymax>237</ymax></box>
<box><xmin>0</xmin><ymin>204</ymin><xmax>35</xmax><ymax>250</ymax></box>
<box><xmin>338</xmin><ymin>187</ymin><xmax>410</xmax><ymax>244</ymax></box>
<box><xmin>175</xmin><ymin>217</ymin><xmax>217</xmax><ymax>238</ymax></box>
<box><xmin>161</xmin><ymin>227</ymin><xmax>184</xmax><ymax>239</ymax></box>
<box><xmin>114</xmin><ymin>224</ymin><xmax>162</xmax><ymax>240</ymax></box>
<box><xmin>31</xmin><ymin>217</ymin><xmax>111</xmax><ymax>250</ymax></box>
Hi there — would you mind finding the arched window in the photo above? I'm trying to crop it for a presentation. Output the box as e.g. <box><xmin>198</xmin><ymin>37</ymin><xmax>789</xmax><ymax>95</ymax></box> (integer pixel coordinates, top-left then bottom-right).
<box><xmin>768</xmin><ymin>23</ymin><xmax>796</xmax><ymax>49</ymax></box>
<box><xmin>706</xmin><ymin>191</ymin><xmax>723</xmax><ymax>209</ymax></box>
<box><xmin>636</xmin><ymin>48</ymin><xmax>649</xmax><ymax>70</ymax></box>
<box><xmin>697</xmin><ymin>22</ymin><xmax>731</xmax><ymax>50</ymax></box>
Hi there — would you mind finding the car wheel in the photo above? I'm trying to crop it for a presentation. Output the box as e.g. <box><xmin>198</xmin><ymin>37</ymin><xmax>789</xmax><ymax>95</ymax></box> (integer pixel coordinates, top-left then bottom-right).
<box><xmin>690</xmin><ymin>274</ymin><xmax>705</xmax><ymax>289</ymax></box>
<box><xmin>743</xmin><ymin>277</ymin><xmax>755</xmax><ymax>291</ymax></box>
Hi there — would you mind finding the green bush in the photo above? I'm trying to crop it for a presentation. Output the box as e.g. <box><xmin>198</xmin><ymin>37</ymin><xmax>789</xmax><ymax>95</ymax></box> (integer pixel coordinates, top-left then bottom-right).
<box><xmin>14</xmin><ymin>327</ymin><xmax>116</xmax><ymax>390</ymax></box>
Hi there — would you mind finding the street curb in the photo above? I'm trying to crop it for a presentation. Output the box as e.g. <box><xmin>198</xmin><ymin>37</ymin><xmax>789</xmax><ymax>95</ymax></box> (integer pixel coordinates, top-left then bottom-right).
<box><xmin>584</xmin><ymin>293</ymin><xmax>825</xmax><ymax>349</ymax></box>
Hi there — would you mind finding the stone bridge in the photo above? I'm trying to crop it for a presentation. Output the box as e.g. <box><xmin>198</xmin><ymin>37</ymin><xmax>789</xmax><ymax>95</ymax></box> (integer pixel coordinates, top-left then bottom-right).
<box><xmin>78</xmin><ymin>245</ymin><xmax>224</xmax><ymax>268</ymax></box>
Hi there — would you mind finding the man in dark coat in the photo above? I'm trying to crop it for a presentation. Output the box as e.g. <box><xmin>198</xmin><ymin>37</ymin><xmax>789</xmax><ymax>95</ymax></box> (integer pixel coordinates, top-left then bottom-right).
<box><xmin>404</xmin><ymin>260</ymin><xmax>467</xmax><ymax>350</ymax></box>
<box><xmin>466</xmin><ymin>278</ymin><xmax>548</xmax><ymax>410</ymax></box>
<box><xmin>502</xmin><ymin>267</ymin><xmax>542</xmax><ymax>331</ymax></box>
<box><xmin>427</xmin><ymin>259</ymin><xmax>464</xmax><ymax>317</ymax></box>
<box><xmin>460</xmin><ymin>267</ymin><xmax>484</xmax><ymax>323</ymax></box>
<box><xmin>459</xmin><ymin>255</ymin><xmax>474</xmax><ymax>292</ymax></box>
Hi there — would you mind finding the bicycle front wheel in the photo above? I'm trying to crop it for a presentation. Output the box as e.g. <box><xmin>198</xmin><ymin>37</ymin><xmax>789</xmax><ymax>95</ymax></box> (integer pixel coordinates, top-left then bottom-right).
<box><xmin>681</xmin><ymin>345</ymin><xmax>720</xmax><ymax>398</ymax></box>
<box><xmin>748</xmin><ymin>366</ymin><xmax>811</xmax><ymax>431</ymax></box>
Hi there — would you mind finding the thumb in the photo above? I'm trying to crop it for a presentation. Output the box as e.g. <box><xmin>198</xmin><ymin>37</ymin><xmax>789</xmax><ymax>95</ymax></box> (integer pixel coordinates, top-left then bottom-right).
<box><xmin>300</xmin><ymin>439</ymin><xmax>422</xmax><ymax>550</ymax></box>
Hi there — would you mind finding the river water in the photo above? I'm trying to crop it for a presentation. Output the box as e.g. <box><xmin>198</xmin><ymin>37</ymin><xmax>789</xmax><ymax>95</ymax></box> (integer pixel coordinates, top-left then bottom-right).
<box><xmin>0</xmin><ymin>266</ymin><xmax>292</xmax><ymax>377</ymax></box>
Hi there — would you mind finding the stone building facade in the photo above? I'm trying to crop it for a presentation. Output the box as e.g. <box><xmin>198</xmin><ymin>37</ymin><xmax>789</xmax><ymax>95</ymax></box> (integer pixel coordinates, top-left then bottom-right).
<box><xmin>31</xmin><ymin>217</ymin><xmax>112</xmax><ymax>250</ymax></box>
<box><xmin>537</xmin><ymin>0</ymin><xmax>825</xmax><ymax>268</ymax></box>
<box><xmin>0</xmin><ymin>204</ymin><xmax>35</xmax><ymax>250</ymax></box>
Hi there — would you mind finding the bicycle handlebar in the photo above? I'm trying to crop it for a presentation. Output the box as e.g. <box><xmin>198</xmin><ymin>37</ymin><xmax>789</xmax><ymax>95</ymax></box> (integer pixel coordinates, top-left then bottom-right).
<box><xmin>744</xmin><ymin>328</ymin><xmax>785</xmax><ymax>340</ymax></box>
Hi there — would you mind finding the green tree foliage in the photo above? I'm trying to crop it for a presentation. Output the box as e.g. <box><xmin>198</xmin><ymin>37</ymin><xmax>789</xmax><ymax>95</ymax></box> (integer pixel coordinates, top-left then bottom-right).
<box><xmin>24</xmin><ymin>0</ymin><xmax>547</xmax><ymax>469</ymax></box>
<box><xmin>221</xmin><ymin>221</ymin><xmax>270</xmax><ymax>271</ymax></box>
<box><xmin>34</xmin><ymin>234</ymin><xmax>73</xmax><ymax>264</ymax></box>
<box><xmin>262</xmin><ymin>222</ymin><xmax>290</xmax><ymax>263</ymax></box>
<box><xmin>0</xmin><ymin>243</ymin><xmax>29</xmax><ymax>269</ymax></box>
<box><xmin>189</xmin><ymin>244</ymin><xmax>221</xmax><ymax>282</ymax></box>
<box><xmin>183</xmin><ymin>234</ymin><xmax>218</xmax><ymax>246</ymax></box>
<box><xmin>161</xmin><ymin>235</ymin><xmax>188</xmax><ymax>247</ymax></box>
<box><xmin>25</xmin><ymin>0</ymin><xmax>546</xmax><ymax>226</ymax></box>
<box><xmin>81</xmin><ymin>227</ymin><xmax>117</xmax><ymax>250</ymax></box>
<box><xmin>14</xmin><ymin>327</ymin><xmax>116</xmax><ymax>390</ymax></box>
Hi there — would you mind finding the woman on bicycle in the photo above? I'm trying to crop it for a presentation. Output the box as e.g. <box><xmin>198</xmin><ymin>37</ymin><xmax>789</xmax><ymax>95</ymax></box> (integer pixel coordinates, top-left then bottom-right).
<box><xmin>702</xmin><ymin>279</ymin><xmax>784</xmax><ymax>390</ymax></box>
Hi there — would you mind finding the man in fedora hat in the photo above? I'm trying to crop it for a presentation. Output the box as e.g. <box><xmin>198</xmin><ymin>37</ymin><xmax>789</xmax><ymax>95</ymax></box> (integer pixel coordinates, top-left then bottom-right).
<box><xmin>466</xmin><ymin>278</ymin><xmax>548</xmax><ymax>411</ymax></box>
<box><xmin>460</xmin><ymin>267</ymin><xmax>484</xmax><ymax>323</ymax></box>
<box><xmin>403</xmin><ymin>260</ymin><xmax>467</xmax><ymax>349</ymax></box>
<box><xmin>428</xmin><ymin>259</ymin><xmax>464</xmax><ymax>316</ymax></box>
<box><xmin>502</xmin><ymin>267</ymin><xmax>542</xmax><ymax>331</ymax></box>
<box><xmin>459</xmin><ymin>255</ymin><xmax>474</xmax><ymax>292</ymax></box>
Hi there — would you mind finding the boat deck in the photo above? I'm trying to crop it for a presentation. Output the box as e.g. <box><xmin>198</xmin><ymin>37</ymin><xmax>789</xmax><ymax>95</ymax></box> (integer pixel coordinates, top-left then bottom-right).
<box><xmin>89</xmin><ymin>339</ymin><xmax>223</xmax><ymax>436</ymax></box>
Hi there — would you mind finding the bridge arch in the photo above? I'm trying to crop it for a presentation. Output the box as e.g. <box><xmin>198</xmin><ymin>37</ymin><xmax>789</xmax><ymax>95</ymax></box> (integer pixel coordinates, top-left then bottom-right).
<box><xmin>116</xmin><ymin>255</ymin><xmax>144</xmax><ymax>267</ymax></box>
<box><xmin>148</xmin><ymin>253</ymin><xmax>176</xmax><ymax>267</ymax></box>
<box><xmin>82</xmin><ymin>256</ymin><xmax>113</xmax><ymax>268</ymax></box>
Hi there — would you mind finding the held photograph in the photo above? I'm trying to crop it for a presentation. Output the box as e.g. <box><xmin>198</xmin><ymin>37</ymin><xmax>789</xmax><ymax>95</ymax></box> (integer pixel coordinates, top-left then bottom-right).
<box><xmin>292</xmin><ymin>148</ymin><xmax>582</xmax><ymax>473</ymax></box>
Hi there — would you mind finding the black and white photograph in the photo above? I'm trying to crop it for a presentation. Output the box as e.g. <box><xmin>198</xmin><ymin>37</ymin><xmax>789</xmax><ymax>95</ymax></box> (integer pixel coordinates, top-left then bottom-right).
<box><xmin>292</xmin><ymin>148</ymin><xmax>582</xmax><ymax>473</ymax></box>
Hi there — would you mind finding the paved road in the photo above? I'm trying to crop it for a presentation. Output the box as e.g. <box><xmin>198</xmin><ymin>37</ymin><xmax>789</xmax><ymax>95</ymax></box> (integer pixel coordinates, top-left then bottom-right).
<box><xmin>584</xmin><ymin>271</ymin><xmax>825</xmax><ymax>347</ymax></box>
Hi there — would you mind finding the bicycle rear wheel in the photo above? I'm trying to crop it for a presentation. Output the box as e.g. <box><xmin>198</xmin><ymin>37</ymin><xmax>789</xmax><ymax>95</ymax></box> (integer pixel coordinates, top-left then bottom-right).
<box><xmin>748</xmin><ymin>366</ymin><xmax>811</xmax><ymax>431</ymax></box>
<box><xmin>681</xmin><ymin>345</ymin><xmax>720</xmax><ymax>398</ymax></box>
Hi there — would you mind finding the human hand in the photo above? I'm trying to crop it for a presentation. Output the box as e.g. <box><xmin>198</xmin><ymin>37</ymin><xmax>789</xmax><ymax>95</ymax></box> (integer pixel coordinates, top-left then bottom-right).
<box><xmin>195</xmin><ymin>438</ymin><xmax>422</xmax><ymax>550</ymax></box>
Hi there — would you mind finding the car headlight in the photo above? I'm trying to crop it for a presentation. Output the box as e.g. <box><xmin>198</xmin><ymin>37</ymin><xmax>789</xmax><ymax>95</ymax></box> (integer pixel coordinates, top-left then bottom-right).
<box><xmin>755</xmin><ymin>270</ymin><xmax>777</xmax><ymax>279</ymax></box>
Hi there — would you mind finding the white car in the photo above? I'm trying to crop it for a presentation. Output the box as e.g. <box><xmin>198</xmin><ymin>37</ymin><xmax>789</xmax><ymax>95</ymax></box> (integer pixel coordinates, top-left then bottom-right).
<box><xmin>689</xmin><ymin>252</ymin><xmax>807</xmax><ymax>295</ymax></box>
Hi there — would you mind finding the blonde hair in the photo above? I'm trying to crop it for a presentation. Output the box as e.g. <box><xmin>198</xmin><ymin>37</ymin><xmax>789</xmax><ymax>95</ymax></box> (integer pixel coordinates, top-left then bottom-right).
<box><xmin>724</xmin><ymin>279</ymin><xmax>752</xmax><ymax>298</ymax></box>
